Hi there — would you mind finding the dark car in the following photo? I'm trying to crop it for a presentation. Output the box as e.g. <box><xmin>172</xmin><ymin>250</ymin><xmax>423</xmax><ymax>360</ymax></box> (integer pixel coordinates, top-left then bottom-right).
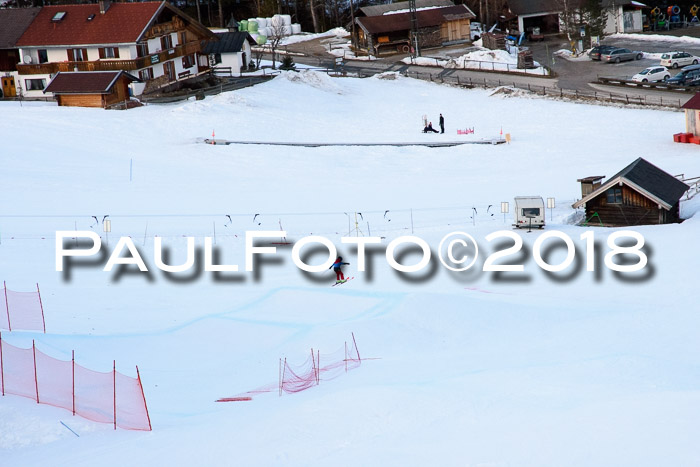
<box><xmin>602</xmin><ymin>48</ymin><xmax>643</xmax><ymax>63</ymax></box>
<box><xmin>589</xmin><ymin>45</ymin><xmax>616</xmax><ymax>61</ymax></box>
<box><xmin>667</xmin><ymin>64</ymin><xmax>700</xmax><ymax>85</ymax></box>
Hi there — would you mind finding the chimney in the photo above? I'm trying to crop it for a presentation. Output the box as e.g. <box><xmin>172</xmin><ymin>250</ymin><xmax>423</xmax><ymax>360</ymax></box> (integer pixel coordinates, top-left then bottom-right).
<box><xmin>99</xmin><ymin>0</ymin><xmax>111</xmax><ymax>14</ymax></box>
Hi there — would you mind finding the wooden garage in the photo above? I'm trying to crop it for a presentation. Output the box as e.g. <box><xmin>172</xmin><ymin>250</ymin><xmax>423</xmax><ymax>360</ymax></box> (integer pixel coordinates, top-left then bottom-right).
<box><xmin>355</xmin><ymin>4</ymin><xmax>475</xmax><ymax>56</ymax></box>
<box><xmin>572</xmin><ymin>158</ymin><xmax>690</xmax><ymax>226</ymax></box>
<box><xmin>44</xmin><ymin>71</ymin><xmax>139</xmax><ymax>108</ymax></box>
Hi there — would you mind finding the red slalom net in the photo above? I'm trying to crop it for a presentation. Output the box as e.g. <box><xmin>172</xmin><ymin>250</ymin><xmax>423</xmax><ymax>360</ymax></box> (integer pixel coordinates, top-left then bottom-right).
<box><xmin>0</xmin><ymin>334</ymin><xmax>151</xmax><ymax>431</ymax></box>
<box><xmin>218</xmin><ymin>333</ymin><xmax>363</xmax><ymax>402</ymax></box>
<box><xmin>2</xmin><ymin>282</ymin><xmax>46</xmax><ymax>333</ymax></box>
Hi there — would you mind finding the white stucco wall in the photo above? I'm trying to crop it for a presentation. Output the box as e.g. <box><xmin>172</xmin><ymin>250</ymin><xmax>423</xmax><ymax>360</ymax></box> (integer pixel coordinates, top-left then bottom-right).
<box><xmin>604</xmin><ymin>7</ymin><xmax>643</xmax><ymax>34</ymax></box>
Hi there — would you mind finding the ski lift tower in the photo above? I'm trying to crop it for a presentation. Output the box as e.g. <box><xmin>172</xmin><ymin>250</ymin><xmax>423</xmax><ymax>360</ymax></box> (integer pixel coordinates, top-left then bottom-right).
<box><xmin>409</xmin><ymin>0</ymin><xmax>420</xmax><ymax>58</ymax></box>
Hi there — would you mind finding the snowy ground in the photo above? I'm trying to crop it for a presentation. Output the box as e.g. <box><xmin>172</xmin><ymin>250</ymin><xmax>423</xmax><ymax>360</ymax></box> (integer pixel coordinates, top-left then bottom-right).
<box><xmin>1</xmin><ymin>70</ymin><xmax>700</xmax><ymax>466</ymax></box>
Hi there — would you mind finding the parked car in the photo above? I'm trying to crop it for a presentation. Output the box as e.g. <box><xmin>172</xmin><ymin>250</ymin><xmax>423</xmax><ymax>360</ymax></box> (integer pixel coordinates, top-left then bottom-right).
<box><xmin>588</xmin><ymin>45</ymin><xmax>616</xmax><ymax>60</ymax></box>
<box><xmin>667</xmin><ymin>64</ymin><xmax>700</xmax><ymax>85</ymax></box>
<box><xmin>660</xmin><ymin>51</ymin><xmax>699</xmax><ymax>69</ymax></box>
<box><xmin>631</xmin><ymin>66</ymin><xmax>671</xmax><ymax>82</ymax></box>
<box><xmin>602</xmin><ymin>48</ymin><xmax>643</xmax><ymax>63</ymax></box>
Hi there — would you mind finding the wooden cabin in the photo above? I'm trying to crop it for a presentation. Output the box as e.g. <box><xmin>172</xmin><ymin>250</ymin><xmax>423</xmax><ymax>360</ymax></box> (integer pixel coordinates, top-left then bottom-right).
<box><xmin>572</xmin><ymin>158</ymin><xmax>690</xmax><ymax>226</ymax></box>
<box><xmin>354</xmin><ymin>4</ymin><xmax>475</xmax><ymax>56</ymax></box>
<box><xmin>44</xmin><ymin>71</ymin><xmax>138</xmax><ymax>108</ymax></box>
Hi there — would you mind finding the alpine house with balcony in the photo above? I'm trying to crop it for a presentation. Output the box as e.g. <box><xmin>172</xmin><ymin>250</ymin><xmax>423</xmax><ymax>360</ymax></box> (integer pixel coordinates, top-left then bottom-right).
<box><xmin>14</xmin><ymin>0</ymin><xmax>215</xmax><ymax>98</ymax></box>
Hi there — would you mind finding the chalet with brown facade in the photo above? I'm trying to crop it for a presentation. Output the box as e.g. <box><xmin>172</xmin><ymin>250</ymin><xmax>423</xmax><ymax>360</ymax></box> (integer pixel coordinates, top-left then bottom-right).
<box><xmin>572</xmin><ymin>158</ymin><xmax>690</xmax><ymax>227</ymax></box>
<box><xmin>44</xmin><ymin>71</ymin><xmax>138</xmax><ymax>108</ymax></box>
<box><xmin>0</xmin><ymin>7</ymin><xmax>40</xmax><ymax>98</ymax></box>
<box><xmin>354</xmin><ymin>4</ymin><xmax>475</xmax><ymax>56</ymax></box>
<box><xmin>13</xmin><ymin>1</ymin><xmax>215</xmax><ymax>98</ymax></box>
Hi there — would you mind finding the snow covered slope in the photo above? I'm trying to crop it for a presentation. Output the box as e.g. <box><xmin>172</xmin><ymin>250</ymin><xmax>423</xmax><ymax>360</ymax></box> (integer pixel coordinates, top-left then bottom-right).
<box><xmin>1</xmin><ymin>71</ymin><xmax>700</xmax><ymax>466</ymax></box>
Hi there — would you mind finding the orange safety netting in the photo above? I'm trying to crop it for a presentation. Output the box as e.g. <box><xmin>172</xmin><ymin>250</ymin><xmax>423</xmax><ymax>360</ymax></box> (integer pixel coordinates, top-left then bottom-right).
<box><xmin>218</xmin><ymin>334</ymin><xmax>362</xmax><ymax>402</ymax></box>
<box><xmin>0</xmin><ymin>336</ymin><xmax>151</xmax><ymax>431</ymax></box>
<box><xmin>2</xmin><ymin>283</ymin><xmax>46</xmax><ymax>333</ymax></box>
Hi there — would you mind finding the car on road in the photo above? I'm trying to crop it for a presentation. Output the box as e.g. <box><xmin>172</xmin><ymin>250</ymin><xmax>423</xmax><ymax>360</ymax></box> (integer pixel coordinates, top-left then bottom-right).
<box><xmin>588</xmin><ymin>45</ymin><xmax>616</xmax><ymax>60</ymax></box>
<box><xmin>602</xmin><ymin>48</ymin><xmax>643</xmax><ymax>63</ymax></box>
<box><xmin>631</xmin><ymin>66</ymin><xmax>671</xmax><ymax>82</ymax></box>
<box><xmin>660</xmin><ymin>51</ymin><xmax>699</xmax><ymax>69</ymax></box>
<box><xmin>667</xmin><ymin>64</ymin><xmax>700</xmax><ymax>85</ymax></box>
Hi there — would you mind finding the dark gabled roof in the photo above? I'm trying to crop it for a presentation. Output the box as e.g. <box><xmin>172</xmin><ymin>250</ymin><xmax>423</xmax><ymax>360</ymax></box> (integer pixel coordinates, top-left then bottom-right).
<box><xmin>608</xmin><ymin>157</ymin><xmax>689</xmax><ymax>207</ymax></box>
<box><xmin>573</xmin><ymin>157</ymin><xmax>689</xmax><ymax>210</ymax></box>
<box><xmin>44</xmin><ymin>71</ymin><xmax>138</xmax><ymax>94</ymax></box>
<box><xmin>682</xmin><ymin>92</ymin><xmax>700</xmax><ymax>110</ymax></box>
<box><xmin>507</xmin><ymin>0</ymin><xmax>566</xmax><ymax>16</ymax></box>
<box><xmin>359</xmin><ymin>0</ymin><xmax>454</xmax><ymax>17</ymax></box>
<box><xmin>357</xmin><ymin>4</ymin><xmax>475</xmax><ymax>35</ymax></box>
<box><xmin>0</xmin><ymin>7</ymin><xmax>41</xmax><ymax>49</ymax></box>
<box><xmin>202</xmin><ymin>31</ymin><xmax>255</xmax><ymax>54</ymax></box>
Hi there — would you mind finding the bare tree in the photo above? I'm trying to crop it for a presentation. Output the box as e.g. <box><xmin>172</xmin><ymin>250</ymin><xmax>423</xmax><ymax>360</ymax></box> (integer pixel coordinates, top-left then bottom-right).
<box><xmin>268</xmin><ymin>19</ymin><xmax>287</xmax><ymax>69</ymax></box>
<box><xmin>254</xmin><ymin>48</ymin><xmax>264</xmax><ymax>69</ymax></box>
<box><xmin>309</xmin><ymin>0</ymin><xmax>320</xmax><ymax>33</ymax></box>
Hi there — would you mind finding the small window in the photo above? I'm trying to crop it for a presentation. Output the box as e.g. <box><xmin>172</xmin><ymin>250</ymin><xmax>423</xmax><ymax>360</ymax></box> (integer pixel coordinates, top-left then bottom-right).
<box><xmin>38</xmin><ymin>49</ymin><xmax>48</xmax><ymax>64</ymax></box>
<box><xmin>25</xmin><ymin>78</ymin><xmax>46</xmax><ymax>90</ymax></box>
<box><xmin>99</xmin><ymin>47</ymin><xmax>120</xmax><ymax>59</ymax></box>
<box><xmin>606</xmin><ymin>188</ymin><xmax>622</xmax><ymax>204</ymax></box>
<box><xmin>136</xmin><ymin>44</ymin><xmax>148</xmax><ymax>58</ymax></box>
<box><xmin>138</xmin><ymin>67</ymin><xmax>154</xmax><ymax>80</ymax></box>
<box><xmin>68</xmin><ymin>48</ymin><xmax>88</xmax><ymax>61</ymax></box>
<box><xmin>52</xmin><ymin>11</ymin><xmax>66</xmax><ymax>22</ymax></box>
<box><xmin>182</xmin><ymin>54</ymin><xmax>195</xmax><ymax>68</ymax></box>
<box><xmin>521</xmin><ymin>207</ymin><xmax>540</xmax><ymax>217</ymax></box>
<box><xmin>160</xmin><ymin>34</ymin><xmax>173</xmax><ymax>50</ymax></box>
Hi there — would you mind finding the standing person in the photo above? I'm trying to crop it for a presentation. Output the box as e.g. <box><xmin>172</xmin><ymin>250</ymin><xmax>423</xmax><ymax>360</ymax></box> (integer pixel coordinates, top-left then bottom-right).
<box><xmin>439</xmin><ymin>113</ymin><xmax>445</xmax><ymax>134</ymax></box>
<box><xmin>330</xmin><ymin>256</ymin><xmax>349</xmax><ymax>283</ymax></box>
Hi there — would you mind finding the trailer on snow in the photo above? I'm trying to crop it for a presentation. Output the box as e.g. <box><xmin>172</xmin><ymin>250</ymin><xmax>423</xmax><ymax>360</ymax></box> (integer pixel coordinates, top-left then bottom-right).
<box><xmin>513</xmin><ymin>196</ymin><xmax>545</xmax><ymax>229</ymax></box>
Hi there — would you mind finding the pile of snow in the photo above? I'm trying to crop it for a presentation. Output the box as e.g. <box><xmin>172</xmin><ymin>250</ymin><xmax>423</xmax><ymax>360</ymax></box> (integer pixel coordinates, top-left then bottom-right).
<box><xmin>280</xmin><ymin>27</ymin><xmax>349</xmax><ymax>46</ymax></box>
<box><xmin>554</xmin><ymin>49</ymin><xmax>591</xmax><ymax>61</ymax></box>
<box><xmin>609</xmin><ymin>32</ymin><xmax>700</xmax><ymax>45</ymax></box>
<box><xmin>405</xmin><ymin>48</ymin><xmax>548</xmax><ymax>75</ymax></box>
<box><xmin>276</xmin><ymin>69</ymin><xmax>343</xmax><ymax>93</ymax></box>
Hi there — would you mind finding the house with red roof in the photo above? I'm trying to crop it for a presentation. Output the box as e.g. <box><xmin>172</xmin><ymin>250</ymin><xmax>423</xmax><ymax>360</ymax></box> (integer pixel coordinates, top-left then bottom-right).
<box><xmin>14</xmin><ymin>0</ymin><xmax>214</xmax><ymax>98</ymax></box>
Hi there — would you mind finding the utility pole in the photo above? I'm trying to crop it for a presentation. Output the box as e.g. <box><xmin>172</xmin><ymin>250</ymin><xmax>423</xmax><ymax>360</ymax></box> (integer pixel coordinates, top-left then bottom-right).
<box><xmin>409</xmin><ymin>0</ymin><xmax>419</xmax><ymax>58</ymax></box>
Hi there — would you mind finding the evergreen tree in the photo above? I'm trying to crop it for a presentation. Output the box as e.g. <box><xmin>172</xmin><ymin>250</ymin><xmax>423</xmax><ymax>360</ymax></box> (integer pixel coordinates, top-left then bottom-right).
<box><xmin>279</xmin><ymin>55</ymin><xmax>297</xmax><ymax>71</ymax></box>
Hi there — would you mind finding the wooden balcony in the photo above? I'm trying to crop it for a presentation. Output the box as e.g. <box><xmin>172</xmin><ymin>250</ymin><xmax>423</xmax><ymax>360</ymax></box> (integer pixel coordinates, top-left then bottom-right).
<box><xmin>17</xmin><ymin>41</ymin><xmax>201</xmax><ymax>75</ymax></box>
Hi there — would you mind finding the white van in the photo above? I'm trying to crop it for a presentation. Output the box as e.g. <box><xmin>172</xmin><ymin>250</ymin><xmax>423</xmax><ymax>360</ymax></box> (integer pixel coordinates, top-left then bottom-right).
<box><xmin>513</xmin><ymin>196</ymin><xmax>545</xmax><ymax>229</ymax></box>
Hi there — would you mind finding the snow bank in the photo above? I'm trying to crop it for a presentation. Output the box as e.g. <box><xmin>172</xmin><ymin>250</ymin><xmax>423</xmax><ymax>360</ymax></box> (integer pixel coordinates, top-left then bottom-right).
<box><xmin>405</xmin><ymin>48</ymin><xmax>548</xmax><ymax>75</ymax></box>
<box><xmin>609</xmin><ymin>32</ymin><xmax>700</xmax><ymax>45</ymax></box>
<box><xmin>280</xmin><ymin>27</ymin><xmax>349</xmax><ymax>46</ymax></box>
<box><xmin>276</xmin><ymin>69</ymin><xmax>344</xmax><ymax>93</ymax></box>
